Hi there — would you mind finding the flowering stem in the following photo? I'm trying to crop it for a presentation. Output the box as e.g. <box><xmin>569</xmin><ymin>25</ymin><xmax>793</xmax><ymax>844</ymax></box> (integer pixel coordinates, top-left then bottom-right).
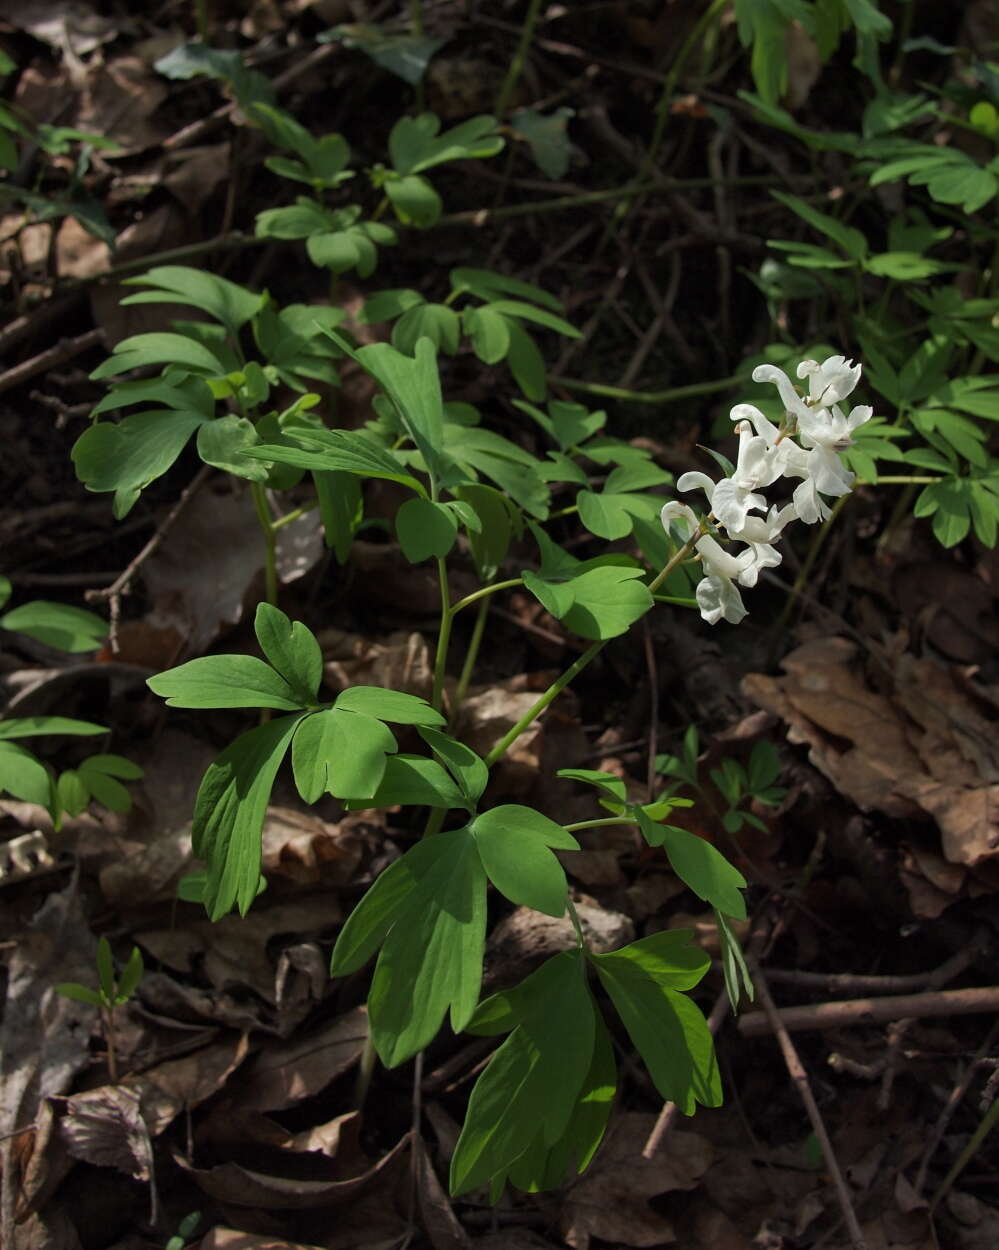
<box><xmin>551</xmin><ymin>374</ymin><xmax>740</xmax><ymax>405</ymax></box>
<box><xmin>449</xmin><ymin>595</ymin><xmax>491</xmax><ymax>729</ymax></box>
<box><xmin>563</xmin><ymin>818</ymin><xmax>638</xmax><ymax>833</ymax></box>
<box><xmin>450</xmin><ymin>578</ymin><xmax>524</xmax><ymax>615</ymax></box>
<box><xmin>566</xmin><ymin>897</ymin><xmax>587</xmax><ymax>951</ymax></box>
<box><xmin>776</xmin><ymin>493</ymin><xmax>848</xmax><ymax>632</ymax></box>
<box><xmin>494</xmin><ymin>0</ymin><xmax>543</xmax><ymax>117</ymax></box>
<box><xmin>250</xmin><ymin>482</ymin><xmax>278</xmax><ymax>608</ymax></box>
<box><xmin>485</xmin><ymin>534</ymin><xmax>700</xmax><ymax>767</ymax></box>
<box><xmin>431</xmin><ymin>556</ymin><xmax>453</xmax><ymax>714</ymax></box>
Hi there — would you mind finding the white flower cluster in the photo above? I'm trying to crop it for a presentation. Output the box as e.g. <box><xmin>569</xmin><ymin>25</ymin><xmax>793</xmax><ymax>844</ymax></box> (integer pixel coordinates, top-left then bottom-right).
<box><xmin>661</xmin><ymin>354</ymin><xmax>872</xmax><ymax>626</ymax></box>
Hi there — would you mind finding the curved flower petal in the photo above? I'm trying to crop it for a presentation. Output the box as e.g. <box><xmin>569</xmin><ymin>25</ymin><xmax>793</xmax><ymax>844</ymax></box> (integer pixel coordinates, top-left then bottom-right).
<box><xmin>695</xmin><ymin>571</ymin><xmax>747</xmax><ymax>626</ymax></box>
<box><xmin>797</xmin><ymin>355</ymin><xmax>861</xmax><ymax>407</ymax></box>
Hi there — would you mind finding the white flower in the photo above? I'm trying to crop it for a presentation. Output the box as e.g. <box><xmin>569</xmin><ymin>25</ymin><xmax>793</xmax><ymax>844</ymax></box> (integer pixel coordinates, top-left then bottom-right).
<box><xmin>677</xmin><ymin>422</ymin><xmax>774</xmax><ymax>532</ymax></box>
<box><xmin>797</xmin><ymin>355</ymin><xmax>862</xmax><ymax>408</ymax></box>
<box><xmin>660</xmin><ymin>501</ymin><xmax>772</xmax><ymax>625</ymax></box>
<box><xmin>751</xmin><ymin>354</ymin><xmax>862</xmax><ymax>423</ymax></box>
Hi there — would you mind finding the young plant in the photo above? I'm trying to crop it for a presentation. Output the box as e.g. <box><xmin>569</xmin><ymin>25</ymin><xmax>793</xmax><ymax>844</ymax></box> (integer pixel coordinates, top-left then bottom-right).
<box><xmin>0</xmin><ymin>578</ymin><xmax>142</xmax><ymax>826</ymax></box>
<box><xmin>55</xmin><ymin>937</ymin><xmax>144</xmax><ymax>1081</ymax></box>
<box><xmin>136</xmin><ymin>336</ymin><xmax>873</xmax><ymax>1197</ymax></box>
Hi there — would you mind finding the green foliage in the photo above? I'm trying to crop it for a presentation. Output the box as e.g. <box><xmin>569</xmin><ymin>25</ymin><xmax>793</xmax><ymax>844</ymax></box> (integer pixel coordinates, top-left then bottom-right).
<box><xmin>55</xmin><ymin>937</ymin><xmax>144</xmax><ymax>1009</ymax></box>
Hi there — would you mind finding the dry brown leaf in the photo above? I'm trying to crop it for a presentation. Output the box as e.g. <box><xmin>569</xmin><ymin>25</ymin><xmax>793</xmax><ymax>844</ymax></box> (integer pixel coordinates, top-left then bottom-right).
<box><xmin>560</xmin><ymin>1112</ymin><xmax>713</xmax><ymax>1249</ymax></box>
<box><xmin>5</xmin><ymin>0</ymin><xmax>117</xmax><ymax>54</ymax></box>
<box><xmin>0</xmin><ymin>880</ymin><xmax>97</xmax><ymax>1138</ymax></box>
<box><xmin>261</xmin><ymin>806</ymin><xmax>365</xmax><ymax>888</ymax></box>
<box><xmin>322</xmin><ymin>627</ymin><xmax>434</xmax><ymax>701</ymax></box>
<box><xmin>163</xmin><ymin>144</ymin><xmax>232</xmax><ymax>212</ymax></box>
<box><xmin>55</xmin><ymin>1084</ymin><xmax>153</xmax><ymax>1180</ymax></box>
<box><xmin>174</xmin><ymin>1122</ymin><xmax>409</xmax><ymax>1209</ymax></box>
<box><xmin>139</xmin><ymin>483</ymin><xmax>322</xmax><ymax>657</ymax></box>
<box><xmin>78</xmin><ymin>56</ymin><xmax>169</xmax><ymax>152</ymax></box>
<box><xmin>125</xmin><ymin>1031</ymin><xmax>250</xmax><ymax>1136</ymax></box>
<box><xmin>483</xmin><ymin>901</ymin><xmax>633</xmax><ymax>993</ymax></box>
<box><xmin>744</xmin><ymin>638</ymin><xmax>999</xmax><ymax>904</ymax></box>
<box><xmin>55</xmin><ymin>216</ymin><xmax>110</xmax><ymax>279</ymax></box>
<box><xmin>236</xmin><ymin>1006</ymin><xmax>368</xmax><ymax>1112</ymax></box>
<box><xmin>413</xmin><ymin>1135</ymin><xmax>472</xmax><ymax>1250</ymax></box>
<box><xmin>200</xmin><ymin>1232</ymin><xmax>327</xmax><ymax>1250</ymax></box>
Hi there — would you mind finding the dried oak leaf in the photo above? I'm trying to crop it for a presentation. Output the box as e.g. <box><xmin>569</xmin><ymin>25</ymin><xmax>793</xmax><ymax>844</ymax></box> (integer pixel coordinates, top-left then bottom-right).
<box><xmin>560</xmin><ymin>1112</ymin><xmax>713</xmax><ymax>1249</ymax></box>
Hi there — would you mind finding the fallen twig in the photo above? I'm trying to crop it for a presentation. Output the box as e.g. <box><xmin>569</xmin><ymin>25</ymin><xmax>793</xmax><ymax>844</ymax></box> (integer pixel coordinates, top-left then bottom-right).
<box><xmin>748</xmin><ymin>957</ymin><xmax>869</xmax><ymax>1250</ymax></box>
<box><xmin>0</xmin><ymin>328</ymin><xmax>103</xmax><ymax>396</ymax></box>
<box><xmin>85</xmin><ymin>464</ymin><xmax>213</xmax><ymax>651</ymax></box>
<box><xmin>745</xmin><ymin>944</ymin><xmax>979</xmax><ymax>996</ymax></box>
<box><xmin>738</xmin><ymin>985</ymin><xmax>999</xmax><ymax>1037</ymax></box>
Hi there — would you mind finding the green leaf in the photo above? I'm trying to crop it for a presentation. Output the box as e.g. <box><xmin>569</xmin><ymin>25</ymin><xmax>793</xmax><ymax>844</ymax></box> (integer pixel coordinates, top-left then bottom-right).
<box><xmin>770</xmin><ymin>190</ymin><xmax>868</xmax><ymax>259</ymax></box>
<box><xmin>577</xmin><ymin>489</ymin><xmax>660</xmax><ymax>541</ymax></box>
<box><xmin>637</xmin><ymin>812</ymin><xmax>747</xmax><ymax>919</ymax></box>
<box><xmin>322</xmin><ymin>24</ymin><xmax>446</xmax><ymax>86</ymax></box>
<box><xmin>445</xmin><ymin>422</ymin><xmax>550</xmax><ymax>518</ymax></box>
<box><xmin>115</xmin><ymin>946</ymin><xmax>144</xmax><ymax>1002</ymax></box>
<box><xmin>483</xmin><ymin>299</ymin><xmax>580</xmax><ymax>340</ymax></box>
<box><xmin>591</xmin><ymin>931</ymin><xmax>721</xmax><ymax>1113</ymax></box>
<box><xmin>72</xmin><ymin>408</ymin><xmax>208</xmax><ymax>512</ymax></box>
<box><xmin>77</xmin><ymin>759</ymin><xmax>133</xmax><ymax>812</ymax></box>
<box><xmin>96</xmin><ymin>936</ymin><xmax>116</xmax><ymax>1001</ymax></box>
<box><xmin>454</xmin><ymin>484</ymin><xmax>518</xmax><ymax>580</ymax></box>
<box><xmin>91</xmin><ymin>333</ymin><xmax>226</xmax><ymax>380</ymax></box>
<box><xmin>0</xmin><ymin>602</ymin><xmax>107</xmax><ymax>653</ymax></box>
<box><xmin>148</xmin><ymin>655</ymin><xmax>303</xmax><ymax>711</ymax></box>
<box><xmin>396</xmin><ymin>497</ymin><xmax>458</xmax><ymax>562</ymax></box>
<box><xmin>360</xmin><ymin>289</ymin><xmax>425</xmax><ymax>323</ymax></box>
<box><xmin>386</xmin><ymin>173</ymin><xmax>442</xmax><ymax>227</ymax></box>
<box><xmin>154</xmin><ymin>42</ymin><xmax>276</xmax><ymax>113</ymax></box>
<box><xmin>504</xmin><ymin>319</ymin><xmax>547</xmax><ymax>401</ymax></box>
<box><xmin>392</xmin><ymin>303</ymin><xmax>461</xmax><ymax>355</ymax></box>
<box><xmin>256</xmin><ymin>197</ymin><xmax>338</xmax><ymax>239</ymax></box>
<box><xmin>121</xmin><ymin>266</ymin><xmax>264</xmax><ymax>333</ymax></box>
<box><xmin>54</xmin><ymin>983</ymin><xmax>103</xmax><ymax>1007</ymax></box>
<box><xmin>334</xmin><ymin>685</ymin><xmax>445</xmax><ymax>726</ymax></box>
<box><xmin>246</xmin><ymin>426</ymin><xmax>425</xmax><ymax>494</ymax></box>
<box><xmin>0</xmin><ymin>742</ymin><xmax>55</xmax><ymax>810</ymax></box>
<box><xmin>388</xmin><ymin>112</ymin><xmax>503</xmax><ymax>176</ymax></box>
<box><xmin>418</xmin><ymin>727</ymin><xmax>489</xmax><ymax>805</ymax></box>
<box><xmin>0</xmin><ymin>717</ymin><xmax>106</xmax><ymax>740</ymax></box>
<box><xmin>347</xmin><ymin>754</ymin><xmax>467</xmax><ymax>810</ymax></box>
<box><xmin>509</xmin><ymin>107</ymin><xmax>574</xmax><ymax>179</ymax></box>
<box><xmin>863</xmin><ymin>252</ymin><xmax>952</xmax><ymax>280</ymax></box>
<box><xmin>471</xmin><ymin>805</ymin><xmax>577</xmax><ymax>916</ymax></box>
<box><xmin>450</xmin><ymin>951</ymin><xmax>599</xmax><ymax>1195</ymax></box>
<box><xmin>292</xmin><ymin>707</ymin><xmax>396</xmax><ymax>802</ymax></box>
<box><xmin>254</xmin><ymin>604</ymin><xmax>323</xmax><ymax>705</ymax></box>
<box><xmin>193</xmin><ymin>714</ymin><xmax>305</xmax><ymax>919</ymax></box>
<box><xmin>195</xmin><ymin>416</ymin><xmax>270</xmax><ymax>481</ymax></box>
<box><xmin>558</xmin><ymin>566</ymin><xmax>653</xmax><ymax>640</ymax></box>
<box><xmin>353</xmin><ymin>338</ymin><xmax>445</xmax><ymax>481</ymax></box>
<box><xmin>313</xmin><ymin>469</ymin><xmax>362</xmax><ymax>561</ymax></box>
<box><xmin>466</xmin><ymin>306</ymin><xmax>511</xmax><ymax>364</ymax></box>
<box><xmin>57</xmin><ymin>769</ymin><xmax>89</xmax><ymax>817</ymax></box>
<box><xmin>450</xmin><ymin>268</ymin><xmax>565</xmax><ymax>314</ymax></box>
<box><xmin>0</xmin><ymin>577</ymin><xmax>10</xmax><ymax>610</ymax></box>
<box><xmin>362</xmin><ymin>828</ymin><xmax>487</xmax><ymax>1064</ymax></box>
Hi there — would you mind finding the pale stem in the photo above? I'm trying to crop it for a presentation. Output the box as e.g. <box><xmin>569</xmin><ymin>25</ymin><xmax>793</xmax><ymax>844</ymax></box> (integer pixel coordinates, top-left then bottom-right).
<box><xmin>776</xmin><ymin>493</ymin><xmax>847</xmax><ymax>631</ymax></box>
<box><xmin>450</xmin><ymin>594</ymin><xmax>491</xmax><ymax>728</ymax></box>
<box><xmin>566</xmin><ymin>897</ymin><xmax>587</xmax><ymax>950</ymax></box>
<box><xmin>483</xmin><ymin>532</ymin><xmax>700</xmax><ymax>768</ymax></box>
<box><xmin>101</xmin><ymin>1004</ymin><xmax>119</xmax><ymax>1083</ymax></box>
<box><xmin>250</xmin><ymin>481</ymin><xmax>279</xmax><ymax>607</ymax></box>
<box><xmin>431</xmin><ymin>556</ymin><xmax>453</xmax><ymax>714</ymax></box>
<box><xmin>494</xmin><ymin>0</ymin><xmax>543</xmax><ymax>117</ymax></box>
<box><xmin>563</xmin><ymin>818</ymin><xmax>639</xmax><ymax>833</ymax></box>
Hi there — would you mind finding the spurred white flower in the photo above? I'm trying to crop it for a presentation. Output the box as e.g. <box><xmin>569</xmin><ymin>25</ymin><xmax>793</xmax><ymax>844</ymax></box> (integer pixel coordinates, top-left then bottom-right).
<box><xmin>662</xmin><ymin>352</ymin><xmax>873</xmax><ymax>624</ymax></box>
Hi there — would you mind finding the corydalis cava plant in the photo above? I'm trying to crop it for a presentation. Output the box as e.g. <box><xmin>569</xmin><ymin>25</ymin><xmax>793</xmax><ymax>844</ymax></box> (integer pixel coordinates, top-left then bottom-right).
<box><xmin>664</xmin><ymin>354</ymin><xmax>873</xmax><ymax>625</ymax></box>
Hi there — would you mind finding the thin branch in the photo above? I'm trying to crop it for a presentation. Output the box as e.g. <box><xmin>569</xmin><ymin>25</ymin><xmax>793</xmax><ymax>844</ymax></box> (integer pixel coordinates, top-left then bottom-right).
<box><xmin>0</xmin><ymin>328</ymin><xmax>103</xmax><ymax>396</ymax></box>
<box><xmin>85</xmin><ymin>465</ymin><xmax>213</xmax><ymax>651</ymax></box>
<box><xmin>748</xmin><ymin>957</ymin><xmax>869</xmax><ymax>1250</ymax></box>
<box><xmin>738</xmin><ymin>985</ymin><xmax>999</xmax><ymax>1038</ymax></box>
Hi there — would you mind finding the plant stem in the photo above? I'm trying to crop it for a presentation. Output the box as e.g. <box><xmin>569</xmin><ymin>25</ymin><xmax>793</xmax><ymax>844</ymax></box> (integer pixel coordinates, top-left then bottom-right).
<box><xmin>450</xmin><ymin>577</ymin><xmax>524</xmax><ymax>615</ymax></box>
<box><xmin>773</xmin><ymin>494</ymin><xmax>847</xmax><ymax>634</ymax></box>
<box><xmin>563</xmin><ymin>818</ymin><xmax>638</xmax><ymax>833</ymax></box>
<box><xmin>431</xmin><ymin>556</ymin><xmax>453</xmax><ymax>714</ymax></box>
<box><xmin>550</xmin><ymin>373</ymin><xmax>741</xmax><ymax>405</ymax></box>
<box><xmin>409</xmin><ymin>0</ymin><xmax>423</xmax><ymax>36</ymax></box>
<box><xmin>566</xmin><ymin>897</ymin><xmax>587</xmax><ymax>950</ymax></box>
<box><xmin>450</xmin><ymin>595</ymin><xmax>491</xmax><ymax>727</ymax></box>
<box><xmin>483</xmin><ymin>533</ymin><xmax>699</xmax><ymax>767</ymax></box>
<box><xmin>102</xmin><ymin>1005</ymin><xmax>119</xmax><ymax>1083</ymax></box>
<box><xmin>494</xmin><ymin>0</ymin><xmax>543</xmax><ymax>117</ymax></box>
<box><xmin>272</xmin><ymin>507</ymin><xmax>306</xmax><ymax>531</ymax></box>
<box><xmin>250</xmin><ymin>482</ymin><xmax>279</xmax><ymax>607</ymax></box>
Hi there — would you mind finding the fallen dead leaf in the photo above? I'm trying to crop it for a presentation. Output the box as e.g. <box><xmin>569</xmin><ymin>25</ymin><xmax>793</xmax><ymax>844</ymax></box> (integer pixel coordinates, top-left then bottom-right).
<box><xmin>78</xmin><ymin>55</ymin><xmax>169</xmax><ymax>153</ymax></box>
<box><xmin>744</xmin><ymin>637</ymin><xmax>999</xmax><ymax>912</ymax></box>
<box><xmin>261</xmin><ymin>806</ymin><xmax>366</xmax><ymax>889</ymax></box>
<box><xmin>235</xmin><ymin>1006</ymin><xmax>368</xmax><ymax>1112</ymax></box>
<box><xmin>413</xmin><ymin>1135</ymin><xmax>472</xmax><ymax>1250</ymax></box>
<box><xmin>322</xmin><ymin>627</ymin><xmax>434</xmax><ymax>702</ymax></box>
<box><xmin>54</xmin><ymin>1084</ymin><xmax>153</xmax><ymax>1180</ymax></box>
<box><xmin>483</xmin><ymin>900</ymin><xmax>634</xmax><ymax>994</ymax></box>
<box><xmin>124</xmin><ymin>1031</ymin><xmax>250</xmax><ymax>1136</ymax></box>
<box><xmin>5</xmin><ymin>0</ymin><xmax>117</xmax><ymax>55</ymax></box>
<box><xmin>199</xmin><ymin>1232</ymin><xmax>328</xmax><ymax>1250</ymax></box>
<box><xmin>140</xmin><ymin>482</ymin><xmax>323</xmax><ymax>658</ymax></box>
<box><xmin>560</xmin><ymin>1112</ymin><xmax>713</xmax><ymax>1249</ymax></box>
<box><xmin>55</xmin><ymin>215</ymin><xmax>110</xmax><ymax>279</ymax></box>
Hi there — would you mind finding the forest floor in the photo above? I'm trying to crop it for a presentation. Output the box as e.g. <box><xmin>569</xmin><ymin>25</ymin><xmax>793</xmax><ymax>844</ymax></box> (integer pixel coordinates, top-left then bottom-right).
<box><xmin>2</xmin><ymin>3</ymin><xmax>999</xmax><ymax>1250</ymax></box>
